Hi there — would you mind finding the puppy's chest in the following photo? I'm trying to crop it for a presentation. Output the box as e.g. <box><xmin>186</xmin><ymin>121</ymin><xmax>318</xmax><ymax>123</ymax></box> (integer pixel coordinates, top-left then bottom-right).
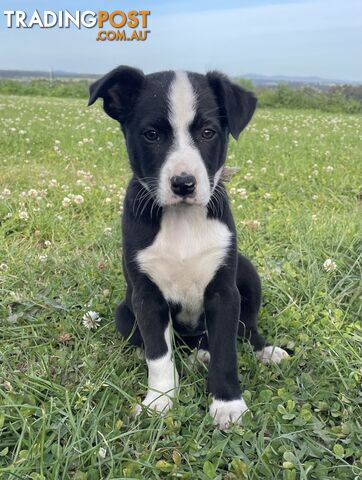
<box><xmin>137</xmin><ymin>207</ymin><xmax>231</xmax><ymax>323</ymax></box>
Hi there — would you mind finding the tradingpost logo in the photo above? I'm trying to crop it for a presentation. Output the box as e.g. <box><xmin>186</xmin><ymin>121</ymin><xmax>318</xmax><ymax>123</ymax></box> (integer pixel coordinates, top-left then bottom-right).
<box><xmin>3</xmin><ymin>9</ymin><xmax>151</xmax><ymax>42</ymax></box>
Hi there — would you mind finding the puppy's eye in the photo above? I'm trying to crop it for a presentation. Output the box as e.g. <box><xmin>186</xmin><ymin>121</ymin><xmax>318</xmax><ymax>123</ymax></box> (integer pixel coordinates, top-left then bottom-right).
<box><xmin>143</xmin><ymin>129</ymin><xmax>159</xmax><ymax>142</ymax></box>
<box><xmin>202</xmin><ymin>128</ymin><xmax>216</xmax><ymax>140</ymax></box>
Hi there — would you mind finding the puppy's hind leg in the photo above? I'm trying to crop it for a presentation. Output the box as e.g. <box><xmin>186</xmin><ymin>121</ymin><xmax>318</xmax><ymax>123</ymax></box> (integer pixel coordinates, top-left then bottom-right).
<box><xmin>237</xmin><ymin>254</ymin><xmax>266</xmax><ymax>350</ymax></box>
<box><xmin>115</xmin><ymin>300</ymin><xmax>143</xmax><ymax>347</ymax></box>
<box><xmin>236</xmin><ymin>254</ymin><xmax>289</xmax><ymax>364</ymax></box>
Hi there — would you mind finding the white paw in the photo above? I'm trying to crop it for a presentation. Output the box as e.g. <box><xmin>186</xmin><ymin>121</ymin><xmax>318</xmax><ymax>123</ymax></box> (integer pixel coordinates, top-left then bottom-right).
<box><xmin>256</xmin><ymin>345</ymin><xmax>289</xmax><ymax>364</ymax></box>
<box><xmin>209</xmin><ymin>397</ymin><xmax>249</xmax><ymax>430</ymax></box>
<box><xmin>197</xmin><ymin>349</ymin><xmax>210</xmax><ymax>364</ymax></box>
<box><xmin>134</xmin><ymin>391</ymin><xmax>174</xmax><ymax>417</ymax></box>
<box><xmin>189</xmin><ymin>349</ymin><xmax>211</xmax><ymax>366</ymax></box>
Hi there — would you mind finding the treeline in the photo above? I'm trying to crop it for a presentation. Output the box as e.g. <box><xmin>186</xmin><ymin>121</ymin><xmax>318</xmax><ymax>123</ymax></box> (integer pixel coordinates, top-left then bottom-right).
<box><xmin>0</xmin><ymin>78</ymin><xmax>361</xmax><ymax>113</ymax></box>
<box><xmin>0</xmin><ymin>79</ymin><xmax>89</xmax><ymax>99</ymax></box>
<box><xmin>257</xmin><ymin>84</ymin><xmax>362</xmax><ymax>113</ymax></box>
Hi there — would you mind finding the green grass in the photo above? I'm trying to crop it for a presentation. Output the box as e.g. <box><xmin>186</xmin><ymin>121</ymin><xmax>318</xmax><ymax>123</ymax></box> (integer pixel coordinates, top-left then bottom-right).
<box><xmin>0</xmin><ymin>95</ymin><xmax>361</xmax><ymax>480</ymax></box>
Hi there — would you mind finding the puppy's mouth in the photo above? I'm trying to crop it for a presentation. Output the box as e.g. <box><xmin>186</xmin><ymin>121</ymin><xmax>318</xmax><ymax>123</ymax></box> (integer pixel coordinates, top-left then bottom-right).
<box><xmin>161</xmin><ymin>190</ymin><xmax>210</xmax><ymax>207</ymax></box>
<box><xmin>167</xmin><ymin>192</ymin><xmax>197</xmax><ymax>205</ymax></box>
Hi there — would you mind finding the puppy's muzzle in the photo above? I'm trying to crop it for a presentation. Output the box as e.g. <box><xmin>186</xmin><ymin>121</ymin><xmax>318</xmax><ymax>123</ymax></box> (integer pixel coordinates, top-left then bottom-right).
<box><xmin>170</xmin><ymin>173</ymin><xmax>196</xmax><ymax>197</ymax></box>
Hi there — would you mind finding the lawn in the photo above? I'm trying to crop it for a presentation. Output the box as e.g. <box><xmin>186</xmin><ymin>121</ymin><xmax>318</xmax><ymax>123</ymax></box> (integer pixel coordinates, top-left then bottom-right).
<box><xmin>0</xmin><ymin>94</ymin><xmax>361</xmax><ymax>479</ymax></box>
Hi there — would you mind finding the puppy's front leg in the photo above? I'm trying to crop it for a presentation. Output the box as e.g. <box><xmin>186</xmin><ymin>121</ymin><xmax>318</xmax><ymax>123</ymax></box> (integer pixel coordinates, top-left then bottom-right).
<box><xmin>133</xmin><ymin>286</ymin><xmax>179</xmax><ymax>416</ymax></box>
<box><xmin>205</xmin><ymin>285</ymin><xmax>248</xmax><ymax>430</ymax></box>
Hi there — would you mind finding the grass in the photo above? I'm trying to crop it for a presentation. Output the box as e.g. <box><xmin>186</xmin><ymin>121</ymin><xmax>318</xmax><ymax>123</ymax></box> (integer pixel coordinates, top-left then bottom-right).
<box><xmin>0</xmin><ymin>94</ymin><xmax>361</xmax><ymax>479</ymax></box>
<box><xmin>1</xmin><ymin>79</ymin><xmax>361</xmax><ymax>114</ymax></box>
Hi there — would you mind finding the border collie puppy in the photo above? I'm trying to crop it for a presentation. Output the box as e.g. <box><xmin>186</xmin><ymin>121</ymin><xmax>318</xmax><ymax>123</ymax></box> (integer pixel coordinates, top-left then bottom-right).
<box><xmin>89</xmin><ymin>66</ymin><xmax>289</xmax><ymax>430</ymax></box>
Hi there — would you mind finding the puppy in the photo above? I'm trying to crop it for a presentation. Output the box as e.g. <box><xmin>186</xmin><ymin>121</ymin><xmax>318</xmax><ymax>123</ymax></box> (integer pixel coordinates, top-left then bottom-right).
<box><xmin>89</xmin><ymin>66</ymin><xmax>289</xmax><ymax>430</ymax></box>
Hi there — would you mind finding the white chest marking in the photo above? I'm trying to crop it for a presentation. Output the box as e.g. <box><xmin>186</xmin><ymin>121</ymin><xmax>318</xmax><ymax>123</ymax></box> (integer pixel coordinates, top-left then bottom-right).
<box><xmin>137</xmin><ymin>205</ymin><xmax>232</xmax><ymax>325</ymax></box>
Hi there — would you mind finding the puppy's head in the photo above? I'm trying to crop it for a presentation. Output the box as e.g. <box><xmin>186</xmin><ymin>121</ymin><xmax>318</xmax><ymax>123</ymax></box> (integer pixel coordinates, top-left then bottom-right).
<box><xmin>89</xmin><ymin>66</ymin><xmax>256</xmax><ymax>207</ymax></box>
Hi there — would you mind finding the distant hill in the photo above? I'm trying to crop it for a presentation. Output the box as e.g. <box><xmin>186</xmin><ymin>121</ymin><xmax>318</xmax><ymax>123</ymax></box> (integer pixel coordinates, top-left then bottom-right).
<box><xmin>241</xmin><ymin>73</ymin><xmax>361</xmax><ymax>86</ymax></box>
<box><xmin>0</xmin><ymin>69</ymin><xmax>99</xmax><ymax>80</ymax></box>
<box><xmin>0</xmin><ymin>69</ymin><xmax>360</xmax><ymax>86</ymax></box>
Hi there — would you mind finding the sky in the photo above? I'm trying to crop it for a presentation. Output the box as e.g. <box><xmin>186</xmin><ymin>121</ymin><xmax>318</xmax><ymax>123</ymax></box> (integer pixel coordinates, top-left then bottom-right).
<box><xmin>0</xmin><ymin>0</ymin><xmax>361</xmax><ymax>81</ymax></box>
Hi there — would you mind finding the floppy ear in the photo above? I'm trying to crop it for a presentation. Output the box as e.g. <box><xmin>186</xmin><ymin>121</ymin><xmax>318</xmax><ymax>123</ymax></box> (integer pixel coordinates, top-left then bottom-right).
<box><xmin>88</xmin><ymin>65</ymin><xmax>145</xmax><ymax>122</ymax></box>
<box><xmin>207</xmin><ymin>71</ymin><xmax>257</xmax><ymax>139</ymax></box>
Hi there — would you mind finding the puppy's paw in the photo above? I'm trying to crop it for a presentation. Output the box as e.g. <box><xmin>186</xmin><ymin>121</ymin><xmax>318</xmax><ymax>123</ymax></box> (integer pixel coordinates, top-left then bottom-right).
<box><xmin>256</xmin><ymin>345</ymin><xmax>289</xmax><ymax>365</ymax></box>
<box><xmin>134</xmin><ymin>392</ymin><xmax>173</xmax><ymax>417</ymax></box>
<box><xmin>210</xmin><ymin>397</ymin><xmax>249</xmax><ymax>430</ymax></box>
<box><xmin>189</xmin><ymin>349</ymin><xmax>211</xmax><ymax>366</ymax></box>
<box><xmin>197</xmin><ymin>349</ymin><xmax>211</xmax><ymax>364</ymax></box>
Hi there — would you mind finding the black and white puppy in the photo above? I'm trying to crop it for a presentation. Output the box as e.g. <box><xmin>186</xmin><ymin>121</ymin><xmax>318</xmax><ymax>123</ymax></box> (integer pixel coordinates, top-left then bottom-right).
<box><xmin>89</xmin><ymin>66</ymin><xmax>289</xmax><ymax>430</ymax></box>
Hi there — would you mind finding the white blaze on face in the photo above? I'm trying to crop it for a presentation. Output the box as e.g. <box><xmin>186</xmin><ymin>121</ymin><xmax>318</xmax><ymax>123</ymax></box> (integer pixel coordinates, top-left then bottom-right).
<box><xmin>158</xmin><ymin>71</ymin><xmax>211</xmax><ymax>206</ymax></box>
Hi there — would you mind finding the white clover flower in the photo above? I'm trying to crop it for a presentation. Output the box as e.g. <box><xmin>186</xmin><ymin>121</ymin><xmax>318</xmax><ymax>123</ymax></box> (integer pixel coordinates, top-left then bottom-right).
<box><xmin>0</xmin><ymin>263</ymin><xmax>8</xmax><ymax>272</ymax></box>
<box><xmin>82</xmin><ymin>311</ymin><xmax>101</xmax><ymax>330</ymax></box>
<box><xmin>62</xmin><ymin>197</ymin><xmax>71</xmax><ymax>207</ymax></box>
<box><xmin>241</xmin><ymin>220</ymin><xmax>261</xmax><ymax>230</ymax></box>
<box><xmin>2</xmin><ymin>188</ymin><xmax>11</xmax><ymax>196</ymax></box>
<box><xmin>77</xmin><ymin>169</ymin><xmax>93</xmax><ymax>180</ymax></box>
<box><xmin>19</xmin><ymin>210</ymin><xmax>29</xmax><ymax>220</ymax></box>
<box><xmin>44</xmin><ymin>240</ymin><xmax>52</xmax><ymax>247</ymax></box>
<box><xmin>325</xmin><ymin>165</ymin><xmax>334</xmax><ymax>173</ymax></box>
<box><xmin>38</xmin><ymin>254</ymin><xmax>48</xmax><ymax>262</ymax></box>
<box><xmin>73</xmin><ymin>195</ymin><xmax>84</xmax><ymax>205</ymax></box>
<box><xmin>260</xmin><ymin>167</ymin><xmax>267</xmax><ymax>174</ymax></box>
<box><xmin>237</xmin><ymin>188</ymin><xmax>248</xmax><ymax>199</ymax></box>
<box><xmin>104</xmin><ymin>227</ymin><xmax>112</xmax><ymax>235</ymax></box>
<box><xmin>323</xmin><ymin>259</ymin><xmax>337</xmax><ymax>272</ymax></box>
<box><xmin>105</xmin><ymin>197</ymin><xmax>112</xmax><ymax>204</ymax></box>
<box><xmin>264</xmin><ymin>193</ymin><xmax>271</xmax><ymax>199</ymax></box>
<box><xmin>98</xmin><ymin>447</ymin><xmax>107</xmax><ymax>459</ymax></box>
<box><xmin>244</xmin><ymin>173</ymin><xmax>253</xmax><ymax>181</ymax></box>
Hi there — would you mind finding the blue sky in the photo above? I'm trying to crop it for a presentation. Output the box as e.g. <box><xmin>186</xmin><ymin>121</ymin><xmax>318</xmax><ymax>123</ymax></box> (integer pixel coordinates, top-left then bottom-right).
<box><xmin>0</xmin><ymin>0</ymin><xmax>361</xmax><ymax>81</ymax></box>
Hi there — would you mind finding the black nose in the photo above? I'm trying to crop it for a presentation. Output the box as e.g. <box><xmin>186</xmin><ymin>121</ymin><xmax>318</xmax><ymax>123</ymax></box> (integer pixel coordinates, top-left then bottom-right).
<box><xmin>170</xmin><ymin>173</ymin><xmax>196</xmax><ymax>197</ymax></box>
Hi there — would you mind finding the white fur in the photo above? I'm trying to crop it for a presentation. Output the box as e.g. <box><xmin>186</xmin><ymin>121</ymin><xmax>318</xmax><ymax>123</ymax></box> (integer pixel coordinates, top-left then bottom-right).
<box><xmin>189</xmin><ymin>348</ymin><xmax>211</xmax><ymax>365</ymax></box>
<box><xmin>158</xmin><ymin>71</ymin><xmax>211</xmax><ymax>206</ymax></box>
<box><xmin>137</xmin><ymin>204</ymin><xmax>231</xmax><ymax>327</ymax></box>
<box><xmin>134</xmin><ymin>323</ymin><xmax>179</xmax><ymax>415</ymax></box>
<box><xmin>210</xmin><ymin>397</ymin><xmax>249</xmax><ymax>430</ymax></box>
<box><xmin>256</xmin><ymin>345</ymin><xmax>289</xmax><ymax>364</ymax></box>
<box><xmin>196</xmin><ymin>349</ymin><xmax>210</xmax><ymax>364</ymax></box>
